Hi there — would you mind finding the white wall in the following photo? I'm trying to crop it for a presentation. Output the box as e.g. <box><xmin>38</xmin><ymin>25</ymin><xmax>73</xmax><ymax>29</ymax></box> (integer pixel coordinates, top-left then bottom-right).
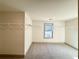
<box><xmin>65</xmin><ymin>18</ymin><xmax>78</xmax><ymax>49</ymax></box>
<box><xmin>24</xmin><ymin>12</ymin><xmax>32</xmax><ymax>55</ymax></box>
<box><xmin>32</xmin><ymin>20</ymin><xmax>65</xmax><ymax>43</ymax></box>
<box><xmin>0</xmin><ymin>12</ymin><xmax>32</xmax><ymax>55</ymax></box>
<box><xmin>0</xmin><ymin>31</ymin><xmax>2</xmax><ymax>54</ymax></box>
<box><xmin>0</xmin><ymin>12</ymin><xmax>24</xmax><ymax>55</ymax></box>
<box><xmin>0</xmin><ymin>14</ymin><xmax>2</xmax><ymax>54</ymax></box>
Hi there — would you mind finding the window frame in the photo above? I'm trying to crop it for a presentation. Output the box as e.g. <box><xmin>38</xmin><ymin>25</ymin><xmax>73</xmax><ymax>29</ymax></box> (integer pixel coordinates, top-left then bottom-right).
<box><xmin>44</xmin><ymin>23</ymin><xmax>53</xmax><ymax>39</ymax></box>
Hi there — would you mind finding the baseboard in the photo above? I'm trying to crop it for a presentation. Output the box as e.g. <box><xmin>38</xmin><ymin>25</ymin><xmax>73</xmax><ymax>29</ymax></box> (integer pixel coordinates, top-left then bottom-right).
<box><xmin>32</xmin><ymin>42</ymin><xmax>64</xmax><ymax>44</ymax></box>
<box><xmin>0</xmin><ymin>54</ymin><xmax>24</xmax><ymax>58</ymax></box>
<box><xmin>65</xmin><ymin>43</ymin><xmax>78</xmax><ymax>50</ymax></box>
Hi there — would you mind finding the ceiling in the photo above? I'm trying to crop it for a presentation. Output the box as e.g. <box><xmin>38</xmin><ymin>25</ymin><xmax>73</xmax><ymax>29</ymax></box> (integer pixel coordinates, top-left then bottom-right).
<box><xmin>0</xmin><ymin>0</ymin><xmax>78</xmax><ymax>21</ymax></box>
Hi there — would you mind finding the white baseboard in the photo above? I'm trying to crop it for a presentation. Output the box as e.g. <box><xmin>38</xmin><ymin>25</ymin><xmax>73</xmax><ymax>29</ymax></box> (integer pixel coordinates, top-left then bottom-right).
<box><xmin>32</xmin><ymin>42</ymin><xmax>65</xmax><ymax>44</ymax></box>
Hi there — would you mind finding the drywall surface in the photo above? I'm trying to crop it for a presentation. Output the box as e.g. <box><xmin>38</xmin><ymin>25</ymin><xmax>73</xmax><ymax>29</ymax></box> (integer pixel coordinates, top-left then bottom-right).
<box><xmin>0</xmin><ymin>12</ymin><xmax>24</xmax><ymax>55</ymax></box>
<box><xmin>24</xmin><ymin>12</ymin><xmax>32</xmax><ymax>55</ymax></box>
<box><xmin>0</xmin><ymin>14</ymin><xmax>3</xmax><ymax>54</ymax></box>
<box><xmin>65</xmin><ymin>18</ymin><xmax>78</xmax><ymax>49</ymax></box>
<box><xmin>32</xmin><ymin>20</ymin><xmax>65</xmax><ymax>43</ymax></box>
<box><xmin>0</xmin><ymin>0</ymin><xmax>77</xmax><ymax>20</ymax></box>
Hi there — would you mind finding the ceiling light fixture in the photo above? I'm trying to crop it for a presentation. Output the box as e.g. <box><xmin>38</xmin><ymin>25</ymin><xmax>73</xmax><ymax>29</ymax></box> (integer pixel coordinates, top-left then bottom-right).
<box><xmin>48</xmin><ymin>17</ymin><xmax>56</xmax><ymax>21</ymax></box>
<box><xmin>48</xmin><ymin>18</ymin><xmax>52</xmax><ymax>20</ymax></box>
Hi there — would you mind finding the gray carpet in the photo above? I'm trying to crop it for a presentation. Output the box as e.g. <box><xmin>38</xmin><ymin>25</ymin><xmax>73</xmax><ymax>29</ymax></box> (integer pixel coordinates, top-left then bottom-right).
<box><xmin>25</xmin><ymin>43</ymin><xmax>78</xmax><ymax>59</ymax></box>
<box><xmin>0</xmin><ymin>43</ymin><xmax>78</xmax><ymax>59</ymax></box>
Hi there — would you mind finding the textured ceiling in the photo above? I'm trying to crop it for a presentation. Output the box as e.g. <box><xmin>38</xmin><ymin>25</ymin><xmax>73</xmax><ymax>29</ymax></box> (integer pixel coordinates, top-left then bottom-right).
<box><xmin>0</xmin><ymin>0</ymin><xmax>78</xmax><ymax>21</ymax></box>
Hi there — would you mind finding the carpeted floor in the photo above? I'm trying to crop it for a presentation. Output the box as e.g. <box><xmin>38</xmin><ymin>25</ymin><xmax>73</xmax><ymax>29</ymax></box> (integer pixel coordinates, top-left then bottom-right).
<box><xmin>25</xmin><ymin>43</ymin><xmax>78</xmax><ymax>59</ymax></box>
<box><xmin>0</xmin><ymin>43</ymin><xmax>78</xmax><ymax>59</ymax></box>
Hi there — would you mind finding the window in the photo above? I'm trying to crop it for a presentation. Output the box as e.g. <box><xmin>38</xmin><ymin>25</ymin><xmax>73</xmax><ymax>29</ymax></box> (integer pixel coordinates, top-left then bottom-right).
<box><xmin>44</xmin><ymin>23</ymin><xmax>53</xmax><ymax>39</ymax></box>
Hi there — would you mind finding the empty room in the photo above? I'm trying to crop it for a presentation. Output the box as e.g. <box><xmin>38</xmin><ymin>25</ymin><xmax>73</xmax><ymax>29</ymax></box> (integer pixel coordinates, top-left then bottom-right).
<box><xmin>0</xmin><ymin>0</ymin><xmax>78</xmax><ymax>59</ymax></box>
